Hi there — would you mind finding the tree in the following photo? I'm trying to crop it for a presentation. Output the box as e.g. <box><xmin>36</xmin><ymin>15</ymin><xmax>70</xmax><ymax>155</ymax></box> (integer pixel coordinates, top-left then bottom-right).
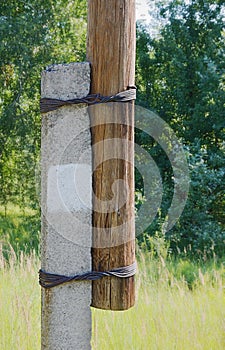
<box><xmin>0</xmin><ymin>0</ymin><xmax>87</xmax><ymax>210</ymax></box>
<box><xmin>137</xmin><ymin>0</ymin><xmax>225</xmax><ymax>143</ymax></box>
<box><xmin>136</xmin><ymin>0</ymin><xmax>225</xmax><ymax>256</ymax></box>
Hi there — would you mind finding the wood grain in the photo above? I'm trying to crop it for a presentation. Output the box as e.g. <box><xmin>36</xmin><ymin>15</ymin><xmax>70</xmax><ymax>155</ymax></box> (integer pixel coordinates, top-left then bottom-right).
<box><xmin>87</xmin><ymin>0</ymin><xmax>136</xmax><ymax>310</ymax></box>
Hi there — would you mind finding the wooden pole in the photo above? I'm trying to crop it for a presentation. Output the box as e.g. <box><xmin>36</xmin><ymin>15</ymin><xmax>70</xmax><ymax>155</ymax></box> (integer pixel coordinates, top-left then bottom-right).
<box><xmin>87</xmin><ymin>0</ymin><xmax>136</xmax><ymax>310</ymax></box>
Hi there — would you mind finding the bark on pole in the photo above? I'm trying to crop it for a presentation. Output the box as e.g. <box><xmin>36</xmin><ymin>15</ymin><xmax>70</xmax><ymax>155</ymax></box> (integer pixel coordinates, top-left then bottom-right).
<box><xmin>87</xmin><ymin>0</ymin><xmax>136</xmax><ymax>310</ymax></box>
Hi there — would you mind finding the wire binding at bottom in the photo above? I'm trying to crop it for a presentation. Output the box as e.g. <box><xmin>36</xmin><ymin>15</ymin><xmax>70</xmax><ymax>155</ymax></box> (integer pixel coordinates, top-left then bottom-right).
<box><xmin>39</xmin><ymin>261</ymin><xmax>137</xmax><ymax>289</ymax></box>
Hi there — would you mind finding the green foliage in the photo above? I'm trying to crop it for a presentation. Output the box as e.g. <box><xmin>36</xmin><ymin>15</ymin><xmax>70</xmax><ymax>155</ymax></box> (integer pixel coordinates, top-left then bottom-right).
<box><xmin>0</xmin><ymin>206</ymin><xmax>40</xmax><ymax>259</ymax></box>
<box><xmin>137</xmin><ymin>0</ymin><xmax>225</xmax><ymax>147</ymax></box>
<box><xmin>50</xmin><ymin>0</ymin><xmax>87</xmax><ymax>62</ymax></box>
<box><xmin>0</xmin><ymin>0</ymin><xmax>87</xmax><ymax>211</ymax></box>
<box><xmin>0</xmin><ymin>0</ymin><xmax>52</xmax><ymax>209</ymax></box>
<box><xmin>136</xmin><ymin>0</ymin><xmax>225</xmax><ymax>257</ymax></box>
<box><xmin>169</xmin><ymin>142</ymin><xmax>225</xmax><ymax>257</ymax></box>
<box><xmin>173</xmin><ymin>259</ymin><xmax>199</xmax><ymax>289</ymax></box>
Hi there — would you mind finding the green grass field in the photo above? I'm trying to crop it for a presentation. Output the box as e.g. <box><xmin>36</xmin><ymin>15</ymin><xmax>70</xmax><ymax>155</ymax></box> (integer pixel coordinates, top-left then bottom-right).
<box><xmin>0</xmin><ymin>248</ymin><xmax>224</xmax><ymax>350</ymax></box>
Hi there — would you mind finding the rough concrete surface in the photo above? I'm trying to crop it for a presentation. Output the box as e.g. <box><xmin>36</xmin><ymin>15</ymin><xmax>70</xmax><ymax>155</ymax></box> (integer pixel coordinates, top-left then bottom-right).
<box><xmin>41</xmin><ymin>62</ymin><xmax>92</xmax><ymax>350</ymax></box>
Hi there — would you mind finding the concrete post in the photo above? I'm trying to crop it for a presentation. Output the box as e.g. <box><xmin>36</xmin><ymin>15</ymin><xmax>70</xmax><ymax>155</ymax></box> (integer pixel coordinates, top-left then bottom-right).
<box><xmin>41</xmin><ymin>62</ymin><xmax>92</xmax><ymax>350</ymax></box>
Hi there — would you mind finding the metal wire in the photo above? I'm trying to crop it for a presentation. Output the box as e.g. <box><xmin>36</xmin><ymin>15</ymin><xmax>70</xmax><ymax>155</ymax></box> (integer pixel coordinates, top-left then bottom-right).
<box><xmin>40</xmin><ymin>86</ymin><xmax>136</xmax><ymax>113</ymax></box>
<box><xmin>39</xmin><ymin>261</ymin><xmax>137</xmax><ymax>289</ymax></box>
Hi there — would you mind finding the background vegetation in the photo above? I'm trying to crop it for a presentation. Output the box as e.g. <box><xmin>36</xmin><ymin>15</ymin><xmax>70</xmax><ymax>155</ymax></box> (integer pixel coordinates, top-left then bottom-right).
<box><xmin>0</xmin><ymin>0</ymin><xmax>224</xmax><ymax>258</ymax></box>
<box><xmin>135</xmin><ymin>0</ymin><xmax>225</xmax><ymax>257</ymax></box>
<box><xmin>0</xmin><ymin>247</ymin><xmax>225</xmax><ymax>349</ymax></box>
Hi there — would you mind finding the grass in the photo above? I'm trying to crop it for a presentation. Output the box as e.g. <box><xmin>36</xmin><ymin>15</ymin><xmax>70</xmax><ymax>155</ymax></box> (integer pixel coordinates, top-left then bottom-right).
<box><xmin>0</xmin><ymin>248</ymin><xmax>224</xmax><ymax>350</ymax></box>
<box><xmin>0</xmin><ymin>251</ymin><xmax>41</xmax><ymax>349</ymax></box>
<box><xmin>0</xmin><ymin>204</ymin><xmax>40</xmax><ymax>258</ymax></box>
<box><xmin>92</xmin><ymin>252</ymin><xmax>225</xmax><ymax>349</ymax></box>
<box><xmin>0</xmin><ymin>205</ymin><xmax>224</xmax><ymax>349</ymax></box>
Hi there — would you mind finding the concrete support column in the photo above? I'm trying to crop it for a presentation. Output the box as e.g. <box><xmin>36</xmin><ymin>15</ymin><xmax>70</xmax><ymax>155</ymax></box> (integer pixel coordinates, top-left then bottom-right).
<box><xmin>41</xmin><ymin>62</ymin><xmax>92</xmax><ymax>350</ymax></box>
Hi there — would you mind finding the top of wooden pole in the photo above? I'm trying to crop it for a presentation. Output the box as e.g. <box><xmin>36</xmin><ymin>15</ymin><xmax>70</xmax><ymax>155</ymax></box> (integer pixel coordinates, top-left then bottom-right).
<box><xmin>87</xmin><ymin>0</ymin><xmax>136</xmax><ymax>96</ymax></box>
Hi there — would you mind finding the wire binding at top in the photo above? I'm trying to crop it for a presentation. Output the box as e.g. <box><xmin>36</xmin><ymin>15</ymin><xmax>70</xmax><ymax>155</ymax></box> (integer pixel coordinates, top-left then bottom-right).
<box><xmin>40</xmin><ymin>86</ymin><xmax>136</xmax><ymax>113</ymax></box>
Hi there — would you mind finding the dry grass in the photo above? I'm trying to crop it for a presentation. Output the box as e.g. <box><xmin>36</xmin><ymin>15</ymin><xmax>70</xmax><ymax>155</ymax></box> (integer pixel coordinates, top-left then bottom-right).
<box><xmin>0</xmin><ymin>248</ymin><xmax>224</xmax><ymax>349</ymax></box>
<box><xmin>0</xmin><ymin>249</ymin><xmax>41</xmax><ymax>350</ymax></box>
<box><xmin>91</xmin><ymin>252</ymin><xmax>225</xmax><ymax>349</ymax></box>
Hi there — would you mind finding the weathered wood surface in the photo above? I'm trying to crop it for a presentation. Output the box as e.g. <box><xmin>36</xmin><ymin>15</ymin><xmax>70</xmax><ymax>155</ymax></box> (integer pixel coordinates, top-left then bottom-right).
<box><xmin>87</xmin><ymin>0</ymin><xmax>136</xmax><ymax>310</ymax></box>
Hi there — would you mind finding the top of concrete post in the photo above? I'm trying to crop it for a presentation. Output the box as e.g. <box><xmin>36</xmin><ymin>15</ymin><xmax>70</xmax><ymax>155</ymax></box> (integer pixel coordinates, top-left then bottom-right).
<box><xmin>41</xmin><ymin>62</ymin><xmax>90</xmax><ymax>100</ymax></box>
